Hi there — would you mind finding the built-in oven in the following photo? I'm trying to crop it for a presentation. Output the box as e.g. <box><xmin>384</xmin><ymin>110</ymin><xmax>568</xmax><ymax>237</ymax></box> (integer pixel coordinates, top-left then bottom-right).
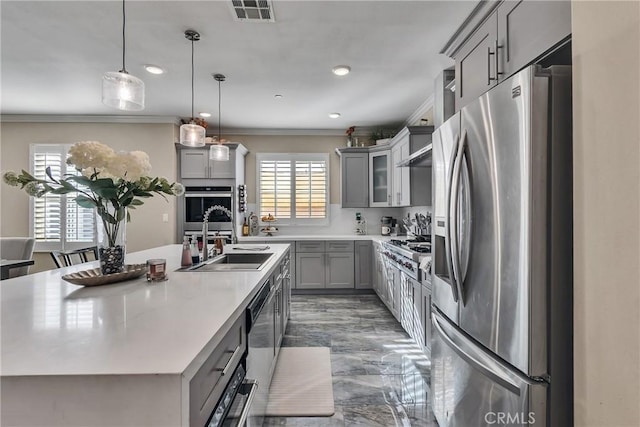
<box><xmin>183</xmin><ymin>186</ymin><xmax>233</xmax><ymax>232</ymax></box>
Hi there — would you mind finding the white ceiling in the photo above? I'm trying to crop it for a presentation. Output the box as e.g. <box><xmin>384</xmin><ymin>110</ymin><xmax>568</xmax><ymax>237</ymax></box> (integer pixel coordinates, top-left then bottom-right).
<box><xmin>0</xmin><ymin>0</ymin><xmax>477</xmax><ymax>131</ymax></box>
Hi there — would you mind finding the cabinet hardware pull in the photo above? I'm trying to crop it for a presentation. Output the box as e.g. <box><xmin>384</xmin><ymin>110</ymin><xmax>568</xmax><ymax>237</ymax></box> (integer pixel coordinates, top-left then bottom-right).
<box><xmin>488</xmin><ymin>41</ymin><xmax>503</xmax><ymax>84</ymax></box>
<box><xmin>214</xmin><ymin>344</ymin><xmax>242</xmax><ymax>377</ymax></box>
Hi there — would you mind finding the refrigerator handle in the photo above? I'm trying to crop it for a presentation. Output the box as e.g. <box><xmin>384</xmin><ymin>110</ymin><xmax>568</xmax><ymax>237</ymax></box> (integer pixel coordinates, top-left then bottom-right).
<box><xmin>432</xmin><ymin>309</ymin><xmax>535</xmax><ymax>395</ymax></box>
<box><xmin>449</xmin><ymin>129</ymin><xmax>467</xmax><ymax>304</ymax></box>
<box><xmin>444</xmin><ymin>133</ymin><xmax>460</xmax><ymax>303</ymax></box>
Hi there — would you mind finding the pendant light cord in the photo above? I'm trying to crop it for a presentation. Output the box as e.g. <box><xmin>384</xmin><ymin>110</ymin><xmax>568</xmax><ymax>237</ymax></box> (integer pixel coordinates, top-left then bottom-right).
<box><xmin>191</xmin><ymin>37</ymin><xmax>195</xmax><ymax>120</ymax></box>
<box><xmin>121</xmin><ymin>0</ymin><xmax>127</xmax><ymax>73</ymax></box>
<box><xmin>218</xmin><ymin>79</ymin><xmax>222</xmax><ymax>142</ymax></box>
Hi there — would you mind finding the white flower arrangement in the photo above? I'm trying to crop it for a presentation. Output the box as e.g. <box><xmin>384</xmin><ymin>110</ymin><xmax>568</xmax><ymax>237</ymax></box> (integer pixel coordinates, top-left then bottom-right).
<box><xmin>3</xmin><ymin>141</ymin><xmax>184</xmax><ymax>247</ymax></box>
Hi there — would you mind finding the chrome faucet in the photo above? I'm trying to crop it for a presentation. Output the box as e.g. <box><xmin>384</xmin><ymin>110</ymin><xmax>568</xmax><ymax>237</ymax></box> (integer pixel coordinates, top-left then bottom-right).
<box><xmin>202</xmin><ymin>204</ymin><xmax>237</xmax><ymax>261</ymax></box>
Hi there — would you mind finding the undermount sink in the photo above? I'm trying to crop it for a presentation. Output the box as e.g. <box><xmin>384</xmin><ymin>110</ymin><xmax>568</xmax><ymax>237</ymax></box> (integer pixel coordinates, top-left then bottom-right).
<box><xmin>183</xmin><ymin>253</ymin><xmax>274</xmax><ymax>272</ymax></box>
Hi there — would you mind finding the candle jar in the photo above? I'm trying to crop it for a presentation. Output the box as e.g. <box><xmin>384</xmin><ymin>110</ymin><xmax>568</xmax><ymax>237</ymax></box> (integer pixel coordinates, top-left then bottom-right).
<box><xmin>146</xmin><ymin>259</ymin><xmax>167</xmax><ymax>282</ymax></box>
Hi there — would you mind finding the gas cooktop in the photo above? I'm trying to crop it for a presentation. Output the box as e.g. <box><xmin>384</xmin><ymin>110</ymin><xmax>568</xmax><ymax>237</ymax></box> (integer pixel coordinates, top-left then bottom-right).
<box><xmin>388</xmin><ymin>238</ymin><xmax>431</xmax><ymax>254</ymax></box>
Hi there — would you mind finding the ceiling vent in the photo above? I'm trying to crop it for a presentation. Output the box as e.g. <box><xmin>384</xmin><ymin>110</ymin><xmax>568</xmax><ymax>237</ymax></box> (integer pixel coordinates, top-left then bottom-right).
<box><xmin>230</xmin><ymin>0</ymin><xmax>275</xmax><ymax>22</ymax></box>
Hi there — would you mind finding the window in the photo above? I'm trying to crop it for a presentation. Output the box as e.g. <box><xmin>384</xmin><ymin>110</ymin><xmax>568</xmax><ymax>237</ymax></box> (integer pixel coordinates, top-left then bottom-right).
<box><xmin>30</xmin><ymin>144</ymin><xmax>95</xmax><ymax>251</ymax></box>
<box><xmin>256</xmin><ymin>153</ymin><xmax>329</xmax><ymax>224</ymax></box>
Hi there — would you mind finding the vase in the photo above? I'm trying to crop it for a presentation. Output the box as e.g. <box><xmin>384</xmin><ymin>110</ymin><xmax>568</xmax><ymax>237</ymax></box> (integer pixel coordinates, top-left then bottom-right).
<box><xmin>347</xmin><ymin>136</ymin><xmax>353</xmax><ymax>147</ymax></box>
<box><xmin>95</xmin><ymin>206</ymin><xmax>127</xmax><ymax>275</ymax></box>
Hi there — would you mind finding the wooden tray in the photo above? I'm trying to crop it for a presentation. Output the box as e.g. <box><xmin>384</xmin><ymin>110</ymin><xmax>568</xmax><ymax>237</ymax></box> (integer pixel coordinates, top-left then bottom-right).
<box><xmin>62</xmin><ymin>264</ymin><xmax>146</xmax><ymax>286</ymax></box>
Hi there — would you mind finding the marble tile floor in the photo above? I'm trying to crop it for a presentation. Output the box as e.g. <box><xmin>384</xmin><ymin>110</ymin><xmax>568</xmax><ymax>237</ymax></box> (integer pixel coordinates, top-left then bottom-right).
<box><xmin>264</xmin><ymin>295</ymin><xmax>438</xmax><ymax>427</ymax></box>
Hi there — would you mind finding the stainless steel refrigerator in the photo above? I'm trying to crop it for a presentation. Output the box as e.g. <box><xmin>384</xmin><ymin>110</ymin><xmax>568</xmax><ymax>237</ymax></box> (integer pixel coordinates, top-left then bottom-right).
<box><xmin>431</xmin><ymin>65</ymin><xmax>573</xmax><ymax>426</ymax></box>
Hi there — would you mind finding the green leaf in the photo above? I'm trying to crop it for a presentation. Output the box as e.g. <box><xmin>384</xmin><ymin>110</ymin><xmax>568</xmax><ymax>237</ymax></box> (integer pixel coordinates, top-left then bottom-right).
<box><xmin>66</xmin><ymin>175</ymin><xmax>92</xmax><ymax>186</ymax></box>
<box><xmin>75</xmin><ymin>196</ymin><xmax>97</xmax><ymax>209</ymax></box>
<box><xmin>132</xmin><ymin>190</ymin><xmax>152</xmax><ymax>197</ymax></box>
<box><xmin>90</xmin><ymin>178</ymin><xmax>115</xmax><ymax>188</ymax></box>
<box><xmin>115</xmin><ymin>208</ymin><xmax>126</xmax><ymax>222</ymax></box>
<box><xmin>94</xmin><ymin>187</ymin><xmax>119</xmax><ymax>199</ymax></box>
<box><xmin>50</xmin><ymin>187</ymin><xmax>73</xmax><ymax>194</ymax></box>
<box><xmin>129</xmin><ymin>199</ymin><xmax>144</xmax><ymax>206</ymax></box>
<box><xmin>20</xmin><ymin>170</ymin><xmax>36</xmax><ymax>180</ymax></box>
<box><xmin>45</xmin><ymin>167</ymin><xmax>58</xmax><ymax>183</ymax></box>
<box><xmin>126</xmin><ymin>210</ymin><xmax>131</xmax><ymax>222</ymax></box>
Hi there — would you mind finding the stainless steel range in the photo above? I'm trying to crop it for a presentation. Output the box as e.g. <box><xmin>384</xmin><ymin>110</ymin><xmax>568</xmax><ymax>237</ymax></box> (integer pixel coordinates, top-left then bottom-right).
<box><xmin>382</xmin><ymin>238</ymin><xmax>431</xmax><ymax>281</ymax></box>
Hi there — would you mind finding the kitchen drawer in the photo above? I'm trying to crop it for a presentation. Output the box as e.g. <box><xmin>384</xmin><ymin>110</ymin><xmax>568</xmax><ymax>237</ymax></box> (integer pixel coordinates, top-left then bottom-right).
<box><xmin>190</xmin><ymin>314</ymin><xmax>246</xmax><ymax>427</ymax></box>
<box><xmin>296</xmin><ymin>241</ymin><xmax>325</xmax><ymax>253</ymax></box>
<box><xmin>326</xmin><ymin>241</ymin><xmax>354</xmax><ymax>252</ymax></box>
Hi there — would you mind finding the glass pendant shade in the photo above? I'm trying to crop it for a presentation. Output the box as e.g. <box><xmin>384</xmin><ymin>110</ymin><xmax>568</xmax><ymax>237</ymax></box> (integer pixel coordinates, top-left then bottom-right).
<box><xmin>209</xmin><ymin>143</ymin><xmax>230</xmax><ymax>161</ymax></box>
<box><xmin>179</xmin><ymin>122</ymin><xmax>206</xmax><ymax>147</ymax></box>
<box><xmin>102</xmin><ymin>71</ymin><xmax>145</xmax><ymax>111</ymax></box>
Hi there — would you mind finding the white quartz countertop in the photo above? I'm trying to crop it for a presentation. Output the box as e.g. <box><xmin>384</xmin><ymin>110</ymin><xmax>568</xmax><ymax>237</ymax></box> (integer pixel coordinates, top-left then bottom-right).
<box><xmin>0</xmin><ymin>244</ymin><xmax>290</xmax><ymax>378</ymax></box>
<box><xmin>238</xmin><ymin>234</ymin><xmax>395</xmax><ymax>242</ymax></box>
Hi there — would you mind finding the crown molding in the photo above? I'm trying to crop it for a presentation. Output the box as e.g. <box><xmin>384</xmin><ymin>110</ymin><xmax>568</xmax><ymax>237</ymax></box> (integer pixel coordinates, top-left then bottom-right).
<box><xmin>0</xmin><ymin>114</ymin><xmax>182</xmax><ymax>125</ymax></box>
<box><xmin>440</xmin><ymin>0</ymin><xmax>501</xmax><ymax>57</ymax></box>
<box><xmin>404</xmin><ymin>95</ymin><xmax>434</xmax><ymax>128</ymax></box>
<box><xmin>221</xmin><ymin>127</ymin><xmax>383</xmax><ymax>137</ymax></box>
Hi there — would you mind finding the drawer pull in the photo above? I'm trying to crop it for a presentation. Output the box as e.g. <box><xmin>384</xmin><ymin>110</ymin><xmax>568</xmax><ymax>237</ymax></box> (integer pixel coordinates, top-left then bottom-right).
<box><xmin>213</xmin><ymin>345</ymin><xmax>242</xmax><ymax>377</ymax></box>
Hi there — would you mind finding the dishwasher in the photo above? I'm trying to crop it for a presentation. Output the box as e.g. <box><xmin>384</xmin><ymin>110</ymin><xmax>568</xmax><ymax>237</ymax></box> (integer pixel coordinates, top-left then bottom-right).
<box><xmin>245</xmin><ymin>279</ymin><xmax>275</xmax><ymax>427</ymax></box>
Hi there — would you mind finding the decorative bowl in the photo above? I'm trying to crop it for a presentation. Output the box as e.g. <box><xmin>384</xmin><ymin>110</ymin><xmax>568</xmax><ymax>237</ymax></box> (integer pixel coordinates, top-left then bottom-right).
<box><xmin>62</xmin><ymin>264</ymin><xmax>147</xmax><ymax>286</ymax></box>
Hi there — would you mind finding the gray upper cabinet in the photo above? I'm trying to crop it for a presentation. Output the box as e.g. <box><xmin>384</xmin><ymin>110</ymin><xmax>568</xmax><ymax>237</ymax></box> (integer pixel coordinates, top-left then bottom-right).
<box><xmin>339</xmin><ymin>152</ymin><xmax>369</xmax><ymax>208</ymax></box>
<box><xmin>209</xmin><ymin>149</ymin><xmax>236</xmax><ymax>179</ymax></box>
<box><xmin>497</xmin><ymin>0</ymin><xmax>571</xmax><ymax>78</ymax></box>
<box><xmin>179</xmin><ymin>145</ymin><xmax>246</xmax><ymax>180</ymax></box>
<box><xmin>354</xmin><ymin>241</ymin><xmax>373</xmax><ymax>289</ymax></box>
<box><xmin>390</xmin><ymin>126</ymin><xmax>433</xmax><ymax>207</ymax></box>
<box><xmin>180</xmin><ymin>150</ymin><xmax>209</xmax><ymax>179</ymax></box>
<box><xmin>455</xmin><ymin>11</ymin><xmax>498</xmax><ymax>111</ymax></box>
<box><xmin>452</xmin><ymin>0</ymin><xmax>571</xmax><ymax>111</ymax></box>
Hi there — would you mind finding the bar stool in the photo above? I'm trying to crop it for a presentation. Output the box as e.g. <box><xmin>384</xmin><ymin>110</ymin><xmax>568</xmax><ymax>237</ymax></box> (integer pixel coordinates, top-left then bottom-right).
<box><xmin>50</xmin><ymin>247</ymin><xmax>98</xmax><ymax>268</ymax></box>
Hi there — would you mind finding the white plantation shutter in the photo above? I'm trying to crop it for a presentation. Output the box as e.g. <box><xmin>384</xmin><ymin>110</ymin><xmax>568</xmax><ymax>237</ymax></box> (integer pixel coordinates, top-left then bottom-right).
<box><xmin>30</xmin><ymin>144</ymin><xmax>95</xmax><ymax>251</ymax></box>
<box><xmin>259</xmin><ymin>160</ymin><xmax>292</xmax><ymax>219</ymax></box>
<box><xmin>295</xmin><ymin>160</ymin><xmax>327</xmax><ymax>219</ymax></box>
<box><xmin>257</xmin><ymin>153</ymin><xmax>328</xmax><ymax>224</ymax></box>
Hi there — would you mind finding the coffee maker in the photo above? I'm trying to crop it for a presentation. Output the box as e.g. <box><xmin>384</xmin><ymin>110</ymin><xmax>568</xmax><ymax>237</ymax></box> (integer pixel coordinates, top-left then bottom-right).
<box><xmin>381</xmin><ymin>216</ymin><xmax>394</xmax><ymax>236</ymax></box>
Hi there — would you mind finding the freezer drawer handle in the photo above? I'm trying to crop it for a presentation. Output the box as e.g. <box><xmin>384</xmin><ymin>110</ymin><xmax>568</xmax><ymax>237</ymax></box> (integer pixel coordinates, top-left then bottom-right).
<box><xmin>432</xmin><ymin>310</ymin><xmax>533</xmax><ymax>396</ymax></box>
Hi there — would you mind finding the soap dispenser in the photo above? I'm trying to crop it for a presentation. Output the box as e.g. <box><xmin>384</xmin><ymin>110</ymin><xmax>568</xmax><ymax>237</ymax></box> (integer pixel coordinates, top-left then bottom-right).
<box><xmin>181</xmin><ymin>236</ymin><xmax>193</xmax><ymax>268</ymax></box>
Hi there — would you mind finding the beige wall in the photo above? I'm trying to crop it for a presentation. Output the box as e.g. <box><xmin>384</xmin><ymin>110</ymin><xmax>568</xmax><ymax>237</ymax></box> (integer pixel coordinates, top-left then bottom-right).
<box><xmin>227</xmin><ymin>134</ymin><xmax>350</xmax><ymax>205</ymax></box>
<box><xmin>572</xmin><ymin>1</ymin><xmax>640</xmax><ymax>425</ymax></box>
<box><xmin>0</xmin><ymin>122</ymin><xmax>178</xmax><ymax>272</ymax></box>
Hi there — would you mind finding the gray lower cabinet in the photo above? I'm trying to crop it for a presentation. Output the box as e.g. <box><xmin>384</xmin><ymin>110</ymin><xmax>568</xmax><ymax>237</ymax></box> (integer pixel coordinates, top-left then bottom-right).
<box><xmin>295</xmin><ymin>241</ymin><xmax>355</xmax><ymax>289</ymax></box>
<box><xmin>296</xmin><ymin>252</ymin><xmax>325</xmax><ymax>289</ymax></box>
<box><xmin>354</xmin><ymin>241</ymin><xmax>373</xmax><ymax>289</ymax></box>
<box><xmin>326</xmin><ymin>252</ymin><xmax>355</xmax><ymax>289</ymax></box>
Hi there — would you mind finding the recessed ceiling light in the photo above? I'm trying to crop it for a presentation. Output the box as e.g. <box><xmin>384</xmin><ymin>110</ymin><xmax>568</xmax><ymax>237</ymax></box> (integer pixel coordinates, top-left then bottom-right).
<box><xmin>274</xmin><ymin>94</ymin><xmax>283</xmax><ymax>99</ymax></box>
<box><xmin>144</xmin><ymin>65</ymin><xmax>165</xmax><ymax>75</ymax></box>
<box><xmin>329</xmin><ymin>112</ymin><xmax>341</xmax><ymax>119</ymax></box>
<box><xmin>199</xmin><ymin>112</ymin><xmax>211</xmax><ymax>118</ymax></box>
<box><xmin>332</xmin><ymin>65</ymin><xmax>351</xmax><ymax>76</ymax></box>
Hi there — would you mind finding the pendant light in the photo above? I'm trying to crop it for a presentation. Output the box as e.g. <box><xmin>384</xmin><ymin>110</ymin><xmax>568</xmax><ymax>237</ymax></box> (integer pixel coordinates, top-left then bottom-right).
<box><xmin>179</xmin><ymin>30</ymin><xmax>206</xmax><ymax>147</ymax></box>
<box><xmin>209</xmin><ymin>74</ymin><xmax>230</xmax><ymax>161</ymax></box>
<box><xmin>102</xmin><ymin>0</ymin><xmax>145</xmax><ymax>111</ymax></box>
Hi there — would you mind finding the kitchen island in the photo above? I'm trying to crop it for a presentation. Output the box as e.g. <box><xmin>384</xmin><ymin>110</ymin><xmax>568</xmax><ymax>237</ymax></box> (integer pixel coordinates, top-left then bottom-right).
<box><xmin>1</xmin><ymin>243</ymin><xmax>290</xmax><ymax>427</ymax></box>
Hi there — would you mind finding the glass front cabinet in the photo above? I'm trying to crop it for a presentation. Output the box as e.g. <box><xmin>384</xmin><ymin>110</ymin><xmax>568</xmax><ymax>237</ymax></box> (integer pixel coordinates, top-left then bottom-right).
<box><xmin>369</xmin><ymin>150</ymin><xmax>392</xmax><ymax>207</ymax></box>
